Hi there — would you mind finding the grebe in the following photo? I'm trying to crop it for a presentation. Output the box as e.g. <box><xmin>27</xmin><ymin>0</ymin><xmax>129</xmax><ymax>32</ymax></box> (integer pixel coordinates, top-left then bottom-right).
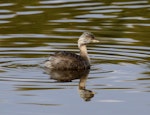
<box><xmin>44</xmin><ymin>32</ymin><xmax>99</xmax><ymax>70</ymax></box>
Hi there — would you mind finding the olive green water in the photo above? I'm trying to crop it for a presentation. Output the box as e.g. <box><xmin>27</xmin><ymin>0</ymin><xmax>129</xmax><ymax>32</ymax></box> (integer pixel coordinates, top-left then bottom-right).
<box><xmin>0</xmin><ymin>0</ymin><xmax>150</xmax><ymax>115</ymax></box>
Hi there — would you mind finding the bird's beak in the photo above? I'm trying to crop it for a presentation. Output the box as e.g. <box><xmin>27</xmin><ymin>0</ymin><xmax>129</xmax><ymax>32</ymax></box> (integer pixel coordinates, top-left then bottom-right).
<box><xmin>92</xmin><ymin>39</ymin><xmax>100</xmax><ymax>43</ymax></box>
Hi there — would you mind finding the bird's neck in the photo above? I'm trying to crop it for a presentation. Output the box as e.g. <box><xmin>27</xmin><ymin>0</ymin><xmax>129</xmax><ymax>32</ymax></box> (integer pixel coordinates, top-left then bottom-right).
<box><xmin>79</xmin><ymin>45</ymin><xmax>90</xmax><ymax>64</ymax></box>
<box><xmin>79</xmin><ymin>75</ymin><xmax>87</xmax><ymax>89</ymax></box>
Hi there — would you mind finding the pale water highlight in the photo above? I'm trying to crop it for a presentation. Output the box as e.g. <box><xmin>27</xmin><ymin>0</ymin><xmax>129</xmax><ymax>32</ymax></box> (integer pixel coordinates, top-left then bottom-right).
<box><xmin>0</xmin><ymin>0</ymin><xmax>150</xmax><ymax>115</ymax></box>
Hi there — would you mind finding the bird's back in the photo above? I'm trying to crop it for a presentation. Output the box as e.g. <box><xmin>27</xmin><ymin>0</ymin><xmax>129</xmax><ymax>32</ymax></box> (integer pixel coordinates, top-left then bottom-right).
<box><xmin>44</xmin><ymin>51</ymin><xmax>90</xmax><ymax>70</ymax></box>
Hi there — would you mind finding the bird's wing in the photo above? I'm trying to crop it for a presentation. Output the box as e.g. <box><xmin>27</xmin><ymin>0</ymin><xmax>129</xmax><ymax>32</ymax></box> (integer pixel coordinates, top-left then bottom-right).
<box><xmin>49</xmin><ymin>51</ymin><xmax>88</xmax><ymax>70</ymax></box>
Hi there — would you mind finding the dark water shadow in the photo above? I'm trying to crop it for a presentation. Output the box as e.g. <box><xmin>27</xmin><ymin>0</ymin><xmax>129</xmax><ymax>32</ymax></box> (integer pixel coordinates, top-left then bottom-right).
<box><xmin>44</xmin><ymin>68</ymin><xmax>95</xmax><ymax>101</ymax></box>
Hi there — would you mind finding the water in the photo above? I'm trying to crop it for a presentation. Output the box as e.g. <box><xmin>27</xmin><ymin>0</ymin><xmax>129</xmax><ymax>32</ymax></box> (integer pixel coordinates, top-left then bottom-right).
<box><xmin>0</xmin><ymin>0</ymin><xmax>150</xmax><ymax>115</ymax></box>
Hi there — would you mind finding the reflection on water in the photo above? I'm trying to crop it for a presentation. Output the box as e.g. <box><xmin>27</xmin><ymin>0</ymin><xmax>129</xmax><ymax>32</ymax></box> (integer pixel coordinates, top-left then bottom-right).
<box><xmin>0</xmin><ymin>0</ymin><xmax>150</xmax><ymax>115</ymax></box>
<box><xmin>45</xmin><ymin>68</ymin><xmax>94</xmax><ymax>101</ymax></box>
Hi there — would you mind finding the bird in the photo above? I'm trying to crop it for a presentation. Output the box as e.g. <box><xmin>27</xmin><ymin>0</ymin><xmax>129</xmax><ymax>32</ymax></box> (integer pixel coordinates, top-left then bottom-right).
<box><xmin>44</xmin><ymin>31</ymin><xmax>99</xmax><ymax>70</ymax></box>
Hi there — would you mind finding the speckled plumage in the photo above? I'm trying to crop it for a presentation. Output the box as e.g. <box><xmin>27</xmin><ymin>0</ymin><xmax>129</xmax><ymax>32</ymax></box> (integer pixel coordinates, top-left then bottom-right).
<box><xmin>44</xmin><ymin>51</ymin><xmax>90</xmax><ymax>70</ymax></box>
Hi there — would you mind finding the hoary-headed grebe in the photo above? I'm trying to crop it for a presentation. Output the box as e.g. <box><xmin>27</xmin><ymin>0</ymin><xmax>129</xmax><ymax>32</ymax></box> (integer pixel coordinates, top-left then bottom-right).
<box><xmin>44</xmin><ymin>32</ymin><xmax>99</xmax><ymax>70</ymax></box>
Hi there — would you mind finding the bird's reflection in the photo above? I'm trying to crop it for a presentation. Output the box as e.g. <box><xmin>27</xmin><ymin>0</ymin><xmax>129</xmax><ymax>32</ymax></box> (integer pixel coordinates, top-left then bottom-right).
<box><xmin>44</xmin><ymin>68</ymin><xmax>95</xmax><ymax>101</ymax></box>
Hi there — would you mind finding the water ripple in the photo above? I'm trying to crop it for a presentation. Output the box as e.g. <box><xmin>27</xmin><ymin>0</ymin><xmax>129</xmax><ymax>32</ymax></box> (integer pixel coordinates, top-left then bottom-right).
<box><xmin>0</xmin><ymin>20</ymin><xmax>10</xmax><ymax>24</ymax></box>
<box><xmin>0</xmin><ymin>3</ymin><xmax>15</xmax><ymax>7</ymax></box>
<box><xmin>50</xmin><ymin>19</ymin><xmax>88</xmax><ymax>23</ymax></box>
<box><xmin>0</xmin><ymin>10</ymin><xmax>12</xmax><ymax>13</ymax></box>
<box><xmin>0</xmin><ymin>34</ymin><xmax>73</xmax><ymax>39</ymax></box>
<box><xmin>39</xmin><ymin>0</ymin><xmax>88</xmax><ymax>4</ymax></box>
<box><xmin>0</xmin><ymin>0</ymin><xmax>150</xmax><ymax>114</ymax></box>
<box><xmin>16</xmin><ymin>11</ymin><xmax>44</xmax><ymax>15</ymax></box>
<box><xmin>93</xmin><ymin>45</ymin><xmax>150</xmax><ymax>60</ymax></box>
<box><xmin>0</xmin><ymin>14</ymin><xmax>16</xmax><ymax>19</ymax></box>
<box><xmin>112</xmin><ymin>1</ymin><xmax>148</xmax><ymax>5</ymax></box>
<box><xmin>76</xmin><ymin>14</ymin><xmax>117</xmax><ymax>19</ymax></box>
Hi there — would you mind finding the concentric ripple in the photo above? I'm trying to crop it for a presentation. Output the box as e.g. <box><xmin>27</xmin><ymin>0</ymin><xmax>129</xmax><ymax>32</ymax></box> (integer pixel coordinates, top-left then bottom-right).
<box><xmin>0</xmin><ymin>0</ymin><xmax>150</xmax><ymax>115</ymax></box>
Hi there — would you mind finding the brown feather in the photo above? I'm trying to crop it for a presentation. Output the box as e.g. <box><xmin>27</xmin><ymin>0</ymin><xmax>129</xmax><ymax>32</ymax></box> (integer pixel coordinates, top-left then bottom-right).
<box><xmin>45</xmin><ymin>51</ymin><xmax>90</xmax><ymax>70</ymax></box>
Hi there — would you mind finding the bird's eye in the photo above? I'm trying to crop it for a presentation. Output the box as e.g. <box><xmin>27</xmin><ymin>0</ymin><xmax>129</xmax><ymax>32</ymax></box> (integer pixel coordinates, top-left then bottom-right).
<box><xmin>91</xmin><ymin>35</ymin><xmax>95</xmax><ymax>39</ymax></box>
